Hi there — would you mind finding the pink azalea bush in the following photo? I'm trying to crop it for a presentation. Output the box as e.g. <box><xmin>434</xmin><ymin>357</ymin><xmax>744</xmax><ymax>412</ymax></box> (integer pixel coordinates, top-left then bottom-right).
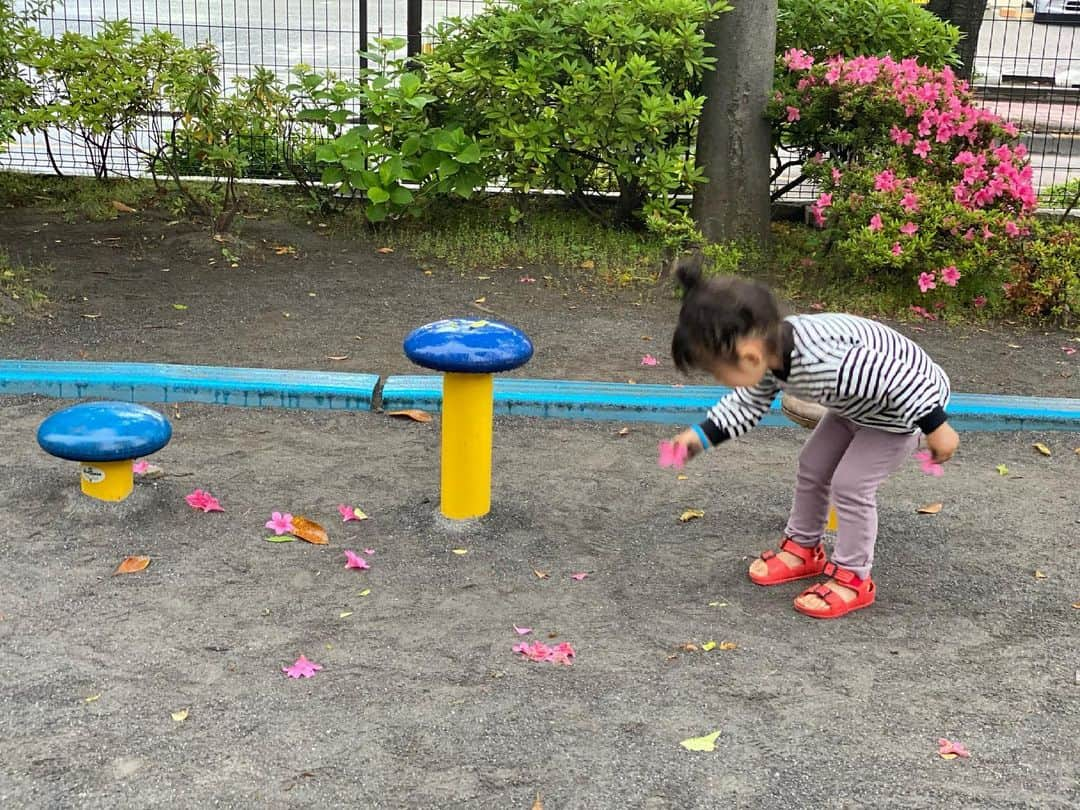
<box><xmin>769</xmin><ymin>52</ymin><xmax>1036</xmax><ymax>312</ymax></box>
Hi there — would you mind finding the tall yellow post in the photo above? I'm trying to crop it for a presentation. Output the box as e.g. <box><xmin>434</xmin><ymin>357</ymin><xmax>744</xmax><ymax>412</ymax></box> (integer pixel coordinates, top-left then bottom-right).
<box><xmin>80</xmin><ymin>460</ymin><xmax>134</xmax><ymax>502</ymax></box>
<box><xmin>440</xmin><ymin>372</ymin><xmax>494</xmax><ymax>519</ymax></box>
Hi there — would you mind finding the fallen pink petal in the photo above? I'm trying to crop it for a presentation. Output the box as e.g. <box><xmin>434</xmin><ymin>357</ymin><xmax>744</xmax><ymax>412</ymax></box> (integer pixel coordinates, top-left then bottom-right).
<box><xmin>186</xmin><ymin>489</ymin><xmax>224</xmax><ymax>513</ymax></box>
<box><xmin>265</xmin><ymin>511</ymin><xmax>295</xmax><ymax>535</ymax></box>
<box><xmin>570</xmin><ymin>572</ymin><xmax>589</xmax><ymax>581</ymax></box>
<box><xmin>937</xmin><ymin>738</ymin><xmax>970</xmax><ymax>758</ymax></box>
<box><xmin>1064</xmin><ymin>347</ymin><xmax>1077</xmax><ymax>356</ymax></box>
<box><xmin>282</xmin><ymin>654</ymin><xmax>323</xmax><ymax>679</ymax></box>
<box><xmin>338</xmin><ymin>503</ymin><xmax>362</xmax><ymax>522</ymax></box>
<box><xmin>344</xmin><ymin>550</ymin><xmax>370</xmax><ymax>570</ymax></box>
<box><xmin>363</xmin><ymin>548</ymin><xmax>375</xmax><ymax>555</ymax></box>
<box><xmin>132</xmin><ymin>460</ymin><xmax>149</xmax><ymax>474</ymax></box>
<box><xmin>513</xmin><ymin>625</ymin><xmax>533</xmax><ymax>635</ymax></box>
<box><xmin>641</xmin><ymin>354</ymin><xmax>658</xmax><ymax>366</ymax></box>
<box><xmin>513</xmin><ymin>640</ymin><xmax>575</xmax><ymax>666</ymax></box>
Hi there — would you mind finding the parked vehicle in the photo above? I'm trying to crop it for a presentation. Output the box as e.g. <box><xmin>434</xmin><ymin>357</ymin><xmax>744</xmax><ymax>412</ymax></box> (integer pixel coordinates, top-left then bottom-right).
<box><xmin>1034</xmin><ymin>0</ymin><xmax>1080</xmax><ymax>24</ymax></box>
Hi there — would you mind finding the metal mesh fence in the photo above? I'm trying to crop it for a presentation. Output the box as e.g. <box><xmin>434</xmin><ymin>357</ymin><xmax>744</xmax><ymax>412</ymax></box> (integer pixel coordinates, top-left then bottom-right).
<box><xmin>2</xmin><ymin>0</ymin><xmax>1080</xmax><ymax>200</ymax></box>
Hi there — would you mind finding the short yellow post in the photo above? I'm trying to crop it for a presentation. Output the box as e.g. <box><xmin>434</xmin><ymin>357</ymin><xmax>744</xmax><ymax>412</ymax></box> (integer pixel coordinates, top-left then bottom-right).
<box><xmin>80</xmin><ymin>460</ymin><xmax>134</xmax><ymax>502</ymax></box>
<box><xmin>440</xmin><ymin>372</ymin><xmax>494</xmax><ymax>519</ymax></box>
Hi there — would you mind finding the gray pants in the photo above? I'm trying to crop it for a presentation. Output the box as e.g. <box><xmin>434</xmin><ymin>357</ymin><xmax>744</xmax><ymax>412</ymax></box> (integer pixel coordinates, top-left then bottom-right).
<box><xmin>785</xmin><ymin>411</ymin><xmax>920</xmax><ymax>579</ymax></box>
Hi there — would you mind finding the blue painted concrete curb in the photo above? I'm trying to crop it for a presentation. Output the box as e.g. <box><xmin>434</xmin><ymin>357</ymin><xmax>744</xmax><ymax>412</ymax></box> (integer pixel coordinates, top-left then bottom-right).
<box><xmin>0</xmin><ymin>360</ymin><xmax>379</xmax><ymax>411</ymax></box>
<box><xmin>382</xmin><ymin>374</ymin><xmax>1080</xmax><ymax>432</ymax></box>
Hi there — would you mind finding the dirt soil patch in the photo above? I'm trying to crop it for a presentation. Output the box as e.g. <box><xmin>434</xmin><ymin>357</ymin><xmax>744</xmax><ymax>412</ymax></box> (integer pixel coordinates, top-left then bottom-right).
<box><xmin>0</xmin><ymin>396</ymin><xmax>1078</xmax><ymax>807</ymax></box>
<box><xmin>0</xmin><ymin>208</ymin><xmax>1077</xmax><ymax>396</ymax></box>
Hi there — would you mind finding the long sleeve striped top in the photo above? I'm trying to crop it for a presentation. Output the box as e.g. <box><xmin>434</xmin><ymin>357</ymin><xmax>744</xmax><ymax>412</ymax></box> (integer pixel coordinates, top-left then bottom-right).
<box><xmin>696</xmin><ymin>313</ymin><xmax>951</xmax><ymax>447</ymax></box>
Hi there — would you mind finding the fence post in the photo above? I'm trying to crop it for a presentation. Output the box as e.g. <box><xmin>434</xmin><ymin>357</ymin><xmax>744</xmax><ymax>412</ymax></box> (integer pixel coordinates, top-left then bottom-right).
<box><xmin>407</xmin><ymin>0</ymin><xmax>422</xmax><ymax>57</ymax></box>
<box><xmin>359</xmin><ymin>0</ymin><xmax>368</xmax><ymax>70</ymax></box>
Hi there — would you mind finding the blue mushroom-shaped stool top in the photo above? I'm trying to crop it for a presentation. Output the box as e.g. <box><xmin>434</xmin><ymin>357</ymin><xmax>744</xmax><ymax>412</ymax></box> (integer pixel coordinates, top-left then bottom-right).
<box><xmin>38</xmin><ymin>401</ymin><xmax>172</xmax><ymax>462</ymax></box>
<box><xmin>404</xmin><ymin>319</ymin><xmax>533</xmax><ymax>374</ymax></box>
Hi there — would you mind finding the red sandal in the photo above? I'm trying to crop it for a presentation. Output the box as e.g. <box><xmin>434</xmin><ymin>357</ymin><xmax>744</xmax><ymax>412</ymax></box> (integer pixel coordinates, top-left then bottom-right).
<box><xmin>793</xmin><ymin>562</ymin><xmax>876</xmax><ymax>619</ymax></box>
<box><xmin>748</xmin><ymin>538</ymin><xmax>827</xmax><ymax>586</ymax></box>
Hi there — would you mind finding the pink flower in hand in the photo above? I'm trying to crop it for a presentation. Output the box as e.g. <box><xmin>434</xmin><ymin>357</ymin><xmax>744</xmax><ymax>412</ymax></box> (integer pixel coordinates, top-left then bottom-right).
<box><xmin>344</xmin><ymin>550</ymin><xmax>370</xmax><ymax>570</ymax></box>
<box><xmin>186</xmin><ymin>489</ymin><xmax>224</xmax><ymax>513</ymax></box>
<box><xmin>282</xmin><ymin>654</ymin><xmax>323</xmax><ymax>679</ymax></box>
<box><xmin>918</xmin><ymin>272</ymin><xmax>937</xmax><ymax>293</ymax></box>
<box><xmin>915</xmin><ymin>450</ymin><xmax>944</xmax><ymax>477</ymax></box>
<box><xmin>940</xmin><ymin>266</ymin><xmax>961</xmax><ymax>287</ymax></box>
<box><xmin>658</xmin><ymin>440</ymin><xmax>688</xmax><ymax>469</ymax></box>
<box><xmin>265</xmin><ymin>511</ymin><xmax>295</xmax><ymax>535</ymax></box>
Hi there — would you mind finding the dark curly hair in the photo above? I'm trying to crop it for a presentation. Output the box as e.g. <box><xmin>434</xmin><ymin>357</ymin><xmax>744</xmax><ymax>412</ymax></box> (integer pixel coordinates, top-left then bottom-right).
<box><xmin>670</xmin><ymin>252</ymin><xmax>783</xmax><ymax>373</ymax></box>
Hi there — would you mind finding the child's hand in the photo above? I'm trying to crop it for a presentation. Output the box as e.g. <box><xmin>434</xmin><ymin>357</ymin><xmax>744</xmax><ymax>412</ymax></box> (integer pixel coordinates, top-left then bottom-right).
<box><xmin>673</xmin><ymin>428</ymin><xmax>704</xmax><ymax>460</ymax></box>
<box><xmin>925</xmin><ymin>422</ymin><xmax>959</xmax><ymax>463</ymax></box>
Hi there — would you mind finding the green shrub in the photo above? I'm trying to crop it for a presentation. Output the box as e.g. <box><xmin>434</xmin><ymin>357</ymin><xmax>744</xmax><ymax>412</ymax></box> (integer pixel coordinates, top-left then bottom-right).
<box><xmin>420</xmin><ymin>0</ymin><xmax>730</xmax><ymax>227</ymax></box>
<box><xmin>1006</xmin><ymin>219</ymin><xmax>1080</xmax><ymax>322</ymax></box>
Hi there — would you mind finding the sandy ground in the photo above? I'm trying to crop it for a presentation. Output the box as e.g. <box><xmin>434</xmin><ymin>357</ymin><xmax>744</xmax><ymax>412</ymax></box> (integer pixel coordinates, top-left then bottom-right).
<box><xmin>0</xmin><ymin>396</ymin><xmax>1077</xmax><ymax>808</ymax></box>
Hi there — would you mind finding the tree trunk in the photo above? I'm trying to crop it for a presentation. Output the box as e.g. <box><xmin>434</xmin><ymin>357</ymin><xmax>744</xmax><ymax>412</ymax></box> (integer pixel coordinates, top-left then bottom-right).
<box><xmin>926</xmin><ymin>0</ymin><xmax>989</xmax><ymax>81</ymax></box>
<box><xmin>692</xmin><ymin>0</ymin><xmax>778</xmax><ymax>246</ymax></box>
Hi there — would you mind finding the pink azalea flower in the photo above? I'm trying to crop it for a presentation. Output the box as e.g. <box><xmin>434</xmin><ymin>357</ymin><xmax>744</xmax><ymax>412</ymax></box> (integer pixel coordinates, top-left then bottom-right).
<box><xmin>940</xmin><ymin>266</ymin><xmax>961</xmax><ymax>287</ymax></box>
<box><xmin>891</xmin><ymin>242</ymin><xmax>903</xmax><ymax>257</ymax></box>
<box><xmin>868</xmin><ymin>213</ymin><xmax>884</xmax><ymax>232</ymax></box>
<box><xmin>186</xmin><ymin>489</ymin><xmax>224</xmax><ymax>513</ymax></box>
<box><xmin>513</xmin><ymin>640</ymin><xmax>575</xmax><ymax>666</ymax></box>
<box><xmin>783</xmin><ymin>48</ymin><xmax>814</xmax><ymax>71</ymax></box>
<box><xmin>338</xmin><ymin>504</ymin><xmax>367</xmax><ymax>522</ymax></box>
<box><xmin>972</xmin><ymin>295</ymin><xmax>987</xmax><ymax>309</ymax></box>
<box><xmin>785</xmin><ymin>106</ymin><xmax>801</xmax><ymax>123</ymax></box>
<box><xmin>658</xmin><ymin>440</ymin><xmax>688</xmax><ymax>470</ymax></box>
<box><xmin>831</xmin><ymin>168</ymin><xmax>843</xmax><ymax>184</ymax></box>
<box><xmin>900</xmin><ymin>222</ymin><xmax>918</xmax><ymax>236</ymax></box>
<box><xmin>344</xmin><ymin>550</ymin><xmax>369</xmax><ymax>570</ymax></box>
<box><xmin>963</xmin><ymin>228</ymin><xmax>976</xmax><ymax>242</ymax></box>
<box><xmin>1004</xmin><ymin>220</ymin><xmax>1021</xmax><ymax>238</ymax></box>
<box><xmin>918</xmin><ymin>272</ymin><xmax>937</xmax><ymax>293</ymax></box>
<box><xmin>265</xmin><ymin>511</ymin><xmax>295</xmax><ymax>535</ymax></box>
<box><xmin>900</xmin><ymin>192</ymin><xmax>920</xmax><ymax>213</ymax></box>
<box><xmin>890</xmin><ymin>126</ymin><xmax>913</xmax><ymax>146</ymax></box>
<box><xmin>282</xmin><ymin>654</ymin><xmax>323</xmax><ymax>679</ymax></box>
<box><xmin>913</xmin><ymin>140</ymin><xmax>931</xmax><ymax>158</ymax></box>
<box><xmin>641</xmin><ymin>354</ymin><xmax>658</xmax><ymax>366</ymax></box>
<box><xmin>873</xmin><ymin>170</ymin><xmax>900</xmax><ymax>193</ymax></box>
<box><xmin>982</xmin><ymin>225</ymin><xmax>994</xmax><ymax>240</ymax></box>
<box><xmin>816</xmin><ymin>192</ymin><xmax>833</xmax><ymax>208</ymax></box>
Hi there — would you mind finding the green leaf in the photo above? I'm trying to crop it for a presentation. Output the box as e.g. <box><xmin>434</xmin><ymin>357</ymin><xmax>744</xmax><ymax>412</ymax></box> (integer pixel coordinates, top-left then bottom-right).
<box><xmin>365</xmin><ymin>201</ymin><xmax>388</xmax><ymax>222</ymax></box>
<box><xmin>438</xmin><ymin>159</ymin><xmax>460</xmax><ymax>177</ymax></box>
<box><xmin>389</xmin><ymin>185</ymin><xmax>414</xmax><ymax>205</ymax></box>
<box><xmin>265</xmin><ymin>536</ymin><xmax>295</xmax><ymax>543</ymax></box>
<box><xmin>679</xmin><ymin>731</ymin><xmax>721</xmax><ymax>752</ymax></box>
<box><xmin>315</xmin><ymin>144</ymin><xmax>338</xmax><ymax>163</ymax></box>
<box><xmin>398</xmin><ymin>72</ymin><xmax>421</xmax><ymax>98</ymax></box>
<box><xmin>456</xmin><ymin>142</ymin><xmax>482</xmax><ymax>164</ymax></box>
<box><xmin>320</xmin><ymin>166</ymin><xmax>345</xmax><ymax>185</ymax></box>
<box><xmin>401</xmin><ymin>135</ymin><xmax>422</xmax><ymax>156</ymax></box>
<box><xmin>367</xmin><ymin>185</ymin><xmax>390</xmax><ymax>204</ymax></box>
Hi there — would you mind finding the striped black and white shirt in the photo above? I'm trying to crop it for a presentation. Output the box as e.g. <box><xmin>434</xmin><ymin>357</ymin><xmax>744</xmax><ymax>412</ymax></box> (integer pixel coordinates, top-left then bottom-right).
<box><xmin>695</xmin><ymin>313</ymin><xmax>951</xmax><ymax>447</ymax></box>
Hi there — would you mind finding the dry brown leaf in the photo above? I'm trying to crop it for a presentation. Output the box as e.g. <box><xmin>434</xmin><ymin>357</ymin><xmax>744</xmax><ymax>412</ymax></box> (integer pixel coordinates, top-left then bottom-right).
<box><xmin>376</xmin><ymin>247</ymin><xmax>394</xmax><ymax>254</ymax></box>
<box><xmin>917</xmin><ymin>502</ymin><xmax>944</xmax><ymax>515</ymax></box>
<box><xmin>1071</xmin><ymin>601</ymin><xmax>1080</xmax><ymax>609</ymax></box>
<box><xmin>81</xmin><ymin>313</ymin><xmax>102</xmax><ymax>320</ymax></box>
<box><xmin>326</xmin><ymin>355</ymin><xmax>349</xmax><ymax>361</ymax></box>
<box><xmin>1034</xmin><ymin>569</ymin><xmax>1048</xmax><ymax>579</ymax></box>
<box><xmin>291</xmin><ymin>516</ymin><xmax>329</xmax><ymax>545</ymax></box>
<box><xmin>616</xmin><ymin>427</ymin><xmax>630</xmax><ymax>436</ymax></box>
<box><xmin>114</xmin><ymin>556</ymin><xmax>150</xmax><ymax>575</ymax></box>
<box><xmin>533</xmin><ymin>569</ymin><xmax>550</xmax><ymax>579</ymax></box>
<box><xmin>387</xmin><ymin>409</ymin><xmax>433</xmax><ymax>423</ymax></box>
<box><xmin>532</xmin><ymin>793</ymin><xmax>544</xmax><ymax>810</ymax></box>
<box><xmin>679</xmin><ymin>509</ymin><xmax>705</xmax><ymax>522</ymax></box>
<box><xmin>474</xmin><ymin>296</ymin><xmax>487</xmax><ymax>304</ymax></box>
<box><xmin>680</xmin><ymin>642</ymin><xmax>698</xmax><ymax>653</ymax></box>
<box><xmin>1033</xmin><ymin>442</ymin><xmax>1051</xmax><ymax>457</ymax></box>
<box><xmin>717</xmin><ymin>641</ymin><xmax>738</xmax><ymax>651</ymax></box>
<box><xmin>111</xmin><ymin>200</ymin><xmax>136</xmax><ymax>213</ymax></box>
<box><xmin>677</xmin><ymin>474</ymin><xmax>689</xmax><ymax>481</ymax></box>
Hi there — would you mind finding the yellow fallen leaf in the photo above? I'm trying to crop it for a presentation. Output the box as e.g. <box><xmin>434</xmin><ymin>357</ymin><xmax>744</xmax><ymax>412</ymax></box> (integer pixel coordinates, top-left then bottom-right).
<box><xmin>533</xmin><ymin>569</ymin><xmax>550</xmax><ymax>579</ymax></box>
<box><xmin>111</xmin><ymin>200</ymin><xmax>136</xmax><ymax>213</ymax></box>
<box><xmin>474</xmin><ymin>296</ymin><xmax>486</xmax><ymax>304</ymax></box>
<box><xmin>85</xmin><ymin>694</ymin><xmax>101</xmax><ymax>703</ymax></box>
<box><xmin>680</xmin><ymin>731</ymin><xmax>721</xmax><ymax>752</ymax></box>
<box><xmin>718</xmin><ymin>641</ymin><xmax>737</xmax><ymax>651</ymax></box>
<box><xmin>326</xmin><ymin>354</ymin><xmax>349</xmax><ymax>361</ymax></box>
<box><xmin>291</xmin><ymin>516</ymin><xmax>329</xmax><ymax>545</ymax></box>
<box><xmin>707</xmin><ymin>601</ymin><xmax>728</xmax><ymax>608</ymax></box>
<box><xmin>1070</xmin><ymin>601</ymin><xmax>1080</xmax><ymax>609</ymax></box>
<box><xmin>679</xmin><ymin>509</ymin><xmax>704</xmax><ymax>522</ymax></box>
<box><xmin>387</xmin><ymin>409</ymin><xmax>433</xmax><ymax>423</ymax></box>
<box><xmin>1033</xmin><ymin>443</ymin><xmax>1051</xmax><ymax>457</ymax></box>
<box><xmin>358</xmin><ymin>589</ymin><xmax>371</xmax><ymax>597</ymax></box>
<box><xmin>352</xmin><ymin>508</ymin><xmax>369</xmax><ymax>520</ymax></box>
<box><xmin>452</xmin><ymin>548</ymin><xmax>468</xmax><ymax>555</ymax></box>
<box><xmin>273</xmin><ymin>245</ymin><xmax>296</xmax><ymax>255</ymax></box>
<box><xmin>940</xmin><ymin>752</ymin><xmax>959</xmax><ymax>760</ymax></box>
<box><xmin>114</xmin><ymin>556</ymin><xmax>150</xmax><ymax>575</ymax></box>
<box><xmin>532</xmin><ymin>793</ymin><xmax>543</xmax><ymax>810</ymax></box>
<box><xmin>616</xmin><ymin>427</ymin><xmax>630</xmax><ymax>436</ymax></box>
<box><xmin>376</xmin><ymin>246</ymin><xmax>394</xmax><ymax>254</ymax></box>
<box><xmin>172</xmin><ymin>303</ymin><xmax>188</xmax><ymax>311</ymax></box>
<box><xmin>918</xmin><ymin>502</ymin><xmax>944</xmax><ymax>515</ymax></box>
<box><xmin>996</xmin><ymin>464</ymin><xmax>1009</xmax><ymax>476</ymax></box>
<box><xmin>171</xmin><ymin>709</ymin><xmax>188</xmax><ymax>723</ymax></box>
<box><xmin>702</xmin><ymin>641</ymin><xmax>717</xmax><ymax>652</ymax></box>
<box><xmin>339</xmin><ymin>611</ymin><xmax>353</xmax><ymax>618</ymax></box>
<box><xmin>1034</xmin><ymin>570</ymin><xmax>1048</xmax><ymax>579</ymax></box>
<box><xmin>677</xmin><ymin>474</ymin><xmax>689</xmax><ymax>481</ymax></box>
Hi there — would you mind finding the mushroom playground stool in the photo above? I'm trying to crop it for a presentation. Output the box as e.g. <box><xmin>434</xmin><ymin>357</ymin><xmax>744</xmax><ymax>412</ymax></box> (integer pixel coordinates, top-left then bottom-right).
<box><xmin>403</xmin><ymin>318</ymin><xmax>533</xmax><ymax>520</ymax></box>
<box><xmin>780</xmin><ymin>393</ymin><xmax>838</xmax><ymax>533</ymax></box>
<box><xmin>37</xmin><ymin>401</ymin><xmax>173</xmax><ymax>502</ymax></box>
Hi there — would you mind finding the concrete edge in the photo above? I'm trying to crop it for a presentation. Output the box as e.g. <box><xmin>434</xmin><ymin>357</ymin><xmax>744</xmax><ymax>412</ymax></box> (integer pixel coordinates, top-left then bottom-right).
<box><xmin>0</xmin><ymin>360</ymin><xmax>380</xmax><ymax>411</ymax></box>
<box><xmin>382</xmin><ymin>375</ymin><xmax>1080</xmax><ymax>432</ymax></box>
<box><xmin>1</xmin><ymin>361</ymin><xmax>1077</xmax><ymax>432</ymax></box>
